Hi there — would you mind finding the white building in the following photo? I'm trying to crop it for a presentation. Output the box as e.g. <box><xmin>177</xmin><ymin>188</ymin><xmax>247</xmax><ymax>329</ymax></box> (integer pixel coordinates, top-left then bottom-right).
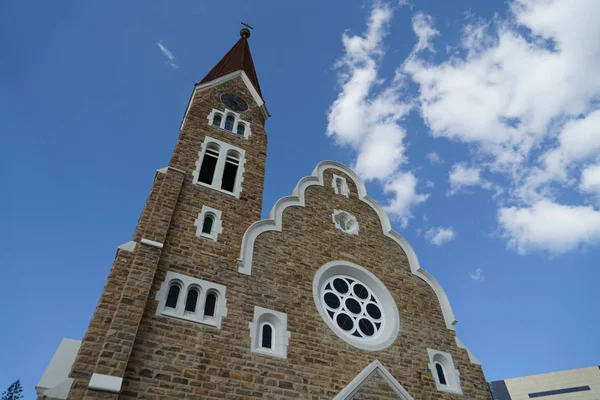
<box><xmin>489</xmin><ymin>366</ymin><xmax>600</xmax><ymax>400</ymax></box>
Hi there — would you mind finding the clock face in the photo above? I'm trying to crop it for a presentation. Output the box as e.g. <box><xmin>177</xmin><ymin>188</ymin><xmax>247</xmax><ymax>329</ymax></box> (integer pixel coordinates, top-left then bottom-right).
<box><xmin>220</xmin><ymin>93</ymin><xmax>249</xmax><ymax>112</ymax></box>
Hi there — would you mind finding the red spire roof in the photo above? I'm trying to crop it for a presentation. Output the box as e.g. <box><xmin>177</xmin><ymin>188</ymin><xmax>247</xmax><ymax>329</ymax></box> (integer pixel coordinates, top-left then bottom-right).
<box><xmin>198</xmin><ymin>33</ymin><xmax>263</xmax><ymax>100</ymax></box>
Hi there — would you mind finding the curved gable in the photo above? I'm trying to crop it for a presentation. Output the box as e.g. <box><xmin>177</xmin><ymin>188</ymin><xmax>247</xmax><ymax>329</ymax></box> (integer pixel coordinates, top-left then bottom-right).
<box><xmin>238</xmin><ymin>160</ymin><xmax>458</xmax><ymax>331</ymax></box>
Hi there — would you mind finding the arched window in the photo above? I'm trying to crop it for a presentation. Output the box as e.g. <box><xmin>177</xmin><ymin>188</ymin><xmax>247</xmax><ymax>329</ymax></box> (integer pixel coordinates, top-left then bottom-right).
<box><xmin>336</xmin><ymin>178</ymin><xmax>344</xmax><ymax>194</ymax></box>
<box><xmin>198</xmin><ymin>143</ymin><xmax>220</xmax><ymax>185</ymax></box>
<box><xmin>260</xmin><ymin>323</ymin><xmax>273</xmax><ymax>349</ymax></box>
<box><xmin>212</xmin><ymin>113</ymin><xmax>222</xmax><ymax>127</ymax></box>
<box><xmin>202</xmin><ymin>214</ymin><xmax>214</xmax><ymax>235</ymax></box>
<box><xmin>221</xmin><ymin>150</ymin><xmax>240</xmax><ymax>192</ymax></box>
<box><xmin>435</xmin><ymin>363</ymin><xmax>447</xmax><ymax>385</ymax></box>
<box><xmin>204</xmin><ymin>293</ymin><xmax>217</xmax><ymax>317</ymax></box>
<box><xmin>185</xmin><ymin>288</ymin><xmax>199</xmax><ymax>313</ymax></box>
<box><xmin>165</xmin><ymin>284</ymin><xmax>180</xmax><ymax>309</ymax></box>
<box><xmin>224</xmin><ymin>115</ymin><xmax>235</xmax><ymax>131</ymax></box>
<box><xmin>236</xmin><ymin>123</ymin><xmax>246</xmax><ymax>136</ymax></box>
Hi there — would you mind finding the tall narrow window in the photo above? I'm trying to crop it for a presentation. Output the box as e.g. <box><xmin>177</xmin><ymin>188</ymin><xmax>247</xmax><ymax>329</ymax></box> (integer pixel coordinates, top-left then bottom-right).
<box><xmin>198</xmin><ymin>143</ymin><xmax>220</xmax><ymax>185</ymax></box>
<box><xmin>185</xmin><ymin>288</ymin><xmax>199</xmax><ymax>313</ymax></box>
<box><xmin>165</xmin><ymin>284</ymin><xmax>180</xmax><ymax>309</ymax></box>
<box><xmin>204</xmin><ymin>293</ymin><xmax>217</xmax><ymax>317</ymax></box>
<box><xmin>236</xmin><ymin>123</ymin><xmax>246</xmax><ymax>136</ymax></box>
<box><xmin>212</xmin><ymin>113</ymin><xmax>222</xmax><ymax>127</ymax></box>
<box><xmin>202</xmin><ymin>215</ymin><xmax>214</xmax><ymax>235</ymax></box>
<box><xmin>435</xmin><ymin>363</ymin><xmax>447</xmax><ymax>385</ymax></box>
<box><xmin>221</xmin><ymin>151</ymin><xmax>240</xmax><ymax>192</ymax></box>
<box><xmin>224</xmin><ymin>115</ymin><xmax>235</xmax><ymax>131</ymax></box>
<box><xmin>336</xmin><ymin>178</ymin><xmax>344</xmax><ymax>194</ymax></box>
<box><xmin>260</xmin><ymin>323</ymin><xmax>273</xmax><ymax>349</ymax></box>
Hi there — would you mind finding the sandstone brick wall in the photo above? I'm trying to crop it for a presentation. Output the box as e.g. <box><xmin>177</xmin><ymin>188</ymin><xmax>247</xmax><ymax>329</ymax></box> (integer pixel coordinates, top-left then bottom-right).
<box><xmin>65</xmin><ymin>75</ymin><xmax>491</xmax><ymax>400</ymax></box>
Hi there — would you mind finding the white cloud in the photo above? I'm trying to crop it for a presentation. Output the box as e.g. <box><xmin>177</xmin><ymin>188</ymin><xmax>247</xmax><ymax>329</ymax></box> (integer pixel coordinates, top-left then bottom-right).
<box><xmin>384</xmin><ymin>173</ymin><xmax>429</xmax><ymax>227</ymax></box>
<box><xmin>412</xmin><ymin>12</ymin><xmax>439</xmax><ymax>53</ymax></box>
<box><xmin>157</xmin><ymin>40</ymin><xmax>175</xmax><ymax>60</ymax></box>
<box><xmin>398</xmin><ymin>0</ymin><xmax>600</xmax><ymax>253</ymax></box>
<box><xmin>327</xmin><ymin>5</ymin><xmax>428</xmax><ymax>225</ymax></box>
<box><xmin>580</xmin><ymin>164</ymin><xmax>600</xmax><ymax>197</ymax></box>
<box><xmin>448</xmin><ymin>163</ymin><xmax>491</xmax><ymax>195</ymax></box>
<box><xmin>328</xmin><ymin>0</ymin><xmax>600</xmax><ymax>253</ymax></box>
<box><xmin>157</xmin><ymin>40</ymin><xmax>179</xmax><ymax>69</ymax></box>
<box><xmin>424</xmin><ymin>226</ymin><xmax>456</xmax><ymax>245</ymax></box>
<box><xmin>499</xmin><ymin>199</ymin><xmax>600</xmax><ymax>254</ymax></box>
<box><xmin>469</xmin><ymin>268</ymin><xmax>485</xmax><ymax>282</ymax></box>
<box><xmin>426</xmin><ymin>152</ymin><xmax>443</xmax><ymax>165</ymax></box>
<box><xmin>402</xmin><ymin>0</ymin><xmax>600</xmax><ymax>175</ymax></box>
<box><xmin>542</xmin><ymin>110</ymin><xmax>600</xmax><ymax>180</ymax></box>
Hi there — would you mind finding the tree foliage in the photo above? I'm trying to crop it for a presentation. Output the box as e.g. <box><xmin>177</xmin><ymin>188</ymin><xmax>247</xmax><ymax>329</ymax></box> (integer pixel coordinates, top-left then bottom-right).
<box><xmin>1</xmin><ymin>380</ymin><xmax>23</xmax><ymax>400</ymax></box>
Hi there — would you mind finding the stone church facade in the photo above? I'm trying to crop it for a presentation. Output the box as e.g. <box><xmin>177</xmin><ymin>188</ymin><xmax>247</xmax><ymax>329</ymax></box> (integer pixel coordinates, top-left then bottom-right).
<box><xmin>36</xmin><ymin>29</ymin><xmax>492</xmax><ymax>400</ymax></box>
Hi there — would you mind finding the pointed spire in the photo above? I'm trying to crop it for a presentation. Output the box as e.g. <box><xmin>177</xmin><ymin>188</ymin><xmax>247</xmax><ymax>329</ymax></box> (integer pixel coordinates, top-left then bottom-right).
<box><xmin>199</xmin><ymin>29</ymin><xmax>264</xmax><ymax>100</ymax></box>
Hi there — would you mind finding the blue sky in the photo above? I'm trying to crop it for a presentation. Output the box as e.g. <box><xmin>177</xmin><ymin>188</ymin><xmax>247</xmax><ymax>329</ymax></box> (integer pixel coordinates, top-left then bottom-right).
<box><xmin>1</xmin><ymin>0</ymin><xmax>599</xmax><ymax>398</ymax></box>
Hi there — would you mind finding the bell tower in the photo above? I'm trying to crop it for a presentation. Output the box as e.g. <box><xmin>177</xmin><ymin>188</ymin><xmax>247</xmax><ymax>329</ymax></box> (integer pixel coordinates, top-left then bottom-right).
<box><xmin>58</xmin><ymin>29</ymin><xmax>270</xmax><ymax>400</ymax></box>
<box><xmin>169</xmin><ymin>26</ymin><xmax>269</xmax><ymax>222</ymax></box>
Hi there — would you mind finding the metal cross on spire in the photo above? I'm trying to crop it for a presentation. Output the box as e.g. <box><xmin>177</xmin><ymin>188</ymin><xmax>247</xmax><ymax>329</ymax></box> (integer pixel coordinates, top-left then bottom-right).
<box><xmin>240</xmin><ymin>22</ymin><xmax>253</xmax><ymax>38</ymax></box>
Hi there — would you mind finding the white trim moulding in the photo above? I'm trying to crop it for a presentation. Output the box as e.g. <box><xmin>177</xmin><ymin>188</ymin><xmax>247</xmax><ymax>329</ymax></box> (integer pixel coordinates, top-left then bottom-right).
<box><xmin>88</xmin><ymin>373</ymin><xmax>123</xmax><ymax>393</ymax></box>
<box><xmin>141</xmin><ymin>239</ymin><xmax>164</xmax><ymax>249</ymax></box>
<box><xmin>334</xmin><ymin>360</ymin><xmax>414</xmax><ymax>400</ymax></box>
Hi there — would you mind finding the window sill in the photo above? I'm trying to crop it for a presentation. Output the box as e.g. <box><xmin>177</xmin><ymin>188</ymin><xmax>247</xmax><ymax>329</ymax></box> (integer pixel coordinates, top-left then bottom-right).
<box><xmin>159</xmin><ymin>310</ymin><xmax>218</xmax><ymax>328</ymax></box>
<box><xmin>209</xmin><ymin>124</ymin><xmax>249</xmax><ymax>140</ymax></box>
<box><xmin>195</xmin><ymin>181</ymin><xmax>240</xmax><ymax>198</ymax></box>
<box><xmin>435</xmin><ymin>384</ymin><xmax>463</xmax><ymax>395</ymax></box>
<box><xmin>251</xmin><ymin>347</ymin><xmax>286</xmax><ymax>359</ymax></box>
<box><xmin>199</xmin><ymin>232</ymin><xmax>217</xmax><ymax>241</ymax></box>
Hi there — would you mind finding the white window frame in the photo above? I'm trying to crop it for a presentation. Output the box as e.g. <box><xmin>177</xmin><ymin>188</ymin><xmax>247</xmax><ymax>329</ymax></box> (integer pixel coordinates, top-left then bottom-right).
<box><xmin>332</xmin><ymin>174</ymin><xmax>349</xmax><ymax>197</ymax></box>
<box><xmin>194</xmin><ymin>206</ymin><xmax>222</xmax><ymax>241</ymax></box>
<box><xmin>155</xmin><ymin>271</ymin><xmax>227</xmax><ymax>329</ymax></box>
<box><xmin>332</xmin><ymin>210</ymin><xmax>359</xmax><ymax>235</ymax></box>
<box><xmin>427</xmin><ymin>349</ymin><xmax>463</xmax><ymax>395</ymax></box>
<box><xmin>249</xmin><ymin>306</ymin><xmax>290</xmax><ymax>359</ymax></box>
<box><xmin>207</xmin><ymin>108</ymin><xmax>252</xmax><ymax>139</ymax></box>
<box><xmin>192</xmin><ymin>136</ymin><xmax>246</xmax><ymax>198</ymax></box>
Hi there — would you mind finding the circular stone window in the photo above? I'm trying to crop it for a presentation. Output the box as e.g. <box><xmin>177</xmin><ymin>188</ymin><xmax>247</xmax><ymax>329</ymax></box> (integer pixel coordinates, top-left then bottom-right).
<box><xmin>313</xmin><ymin>260</ymin><xmax>400</xmax><ymax>351</ymax></box>
<box><xmin>332</xmin><ymin>210</ymin><xmax>359</xmax><ymax>235</ymax></box>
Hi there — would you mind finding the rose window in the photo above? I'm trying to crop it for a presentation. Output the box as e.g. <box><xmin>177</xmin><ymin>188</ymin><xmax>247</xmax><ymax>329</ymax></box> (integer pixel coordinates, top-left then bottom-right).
<box><xmin>321</xmin><ymin>275</ymin><xmax>383</xmax><ymax>339</ymax></box>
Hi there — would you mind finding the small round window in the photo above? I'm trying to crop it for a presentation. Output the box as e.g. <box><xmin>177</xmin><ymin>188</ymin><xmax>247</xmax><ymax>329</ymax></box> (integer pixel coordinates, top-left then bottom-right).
<box><xmin>322</xmin><ymin>275</ymin><xmax>383</xmax><ymax>339</ymax></box>
<box><xmin>332</xmin><ymin>210</ymin><xmax>359</xmax><ymax>235</ymax></box>
<box><xmin>313</xmin><ymin>261</ymin><xmax>400</xmax><ymax>351</ymax></box>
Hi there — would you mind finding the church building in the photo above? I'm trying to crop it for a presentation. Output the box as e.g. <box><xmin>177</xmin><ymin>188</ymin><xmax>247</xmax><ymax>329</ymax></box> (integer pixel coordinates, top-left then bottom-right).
<box><xmin>36</xmin><ymin>28</ymin><xmax>492</xmax><ymax>400</ymax></box>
